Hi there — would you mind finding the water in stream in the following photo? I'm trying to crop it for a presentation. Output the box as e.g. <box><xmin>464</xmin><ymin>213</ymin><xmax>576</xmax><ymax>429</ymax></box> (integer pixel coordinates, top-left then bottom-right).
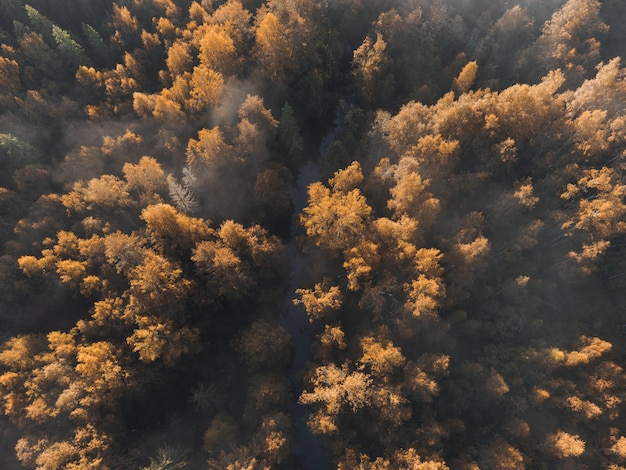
<box><xmin>282</xmin><ymin>160</ymin><xmax>330</xmax><ymax>469</ymax></box>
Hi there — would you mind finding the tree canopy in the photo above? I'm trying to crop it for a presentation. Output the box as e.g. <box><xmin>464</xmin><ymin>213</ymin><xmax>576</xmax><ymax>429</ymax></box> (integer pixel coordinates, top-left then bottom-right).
<box><xmin>1</xmin><ymin>0</ymin><xmax>626</xmax><ymax>468</ymax></box>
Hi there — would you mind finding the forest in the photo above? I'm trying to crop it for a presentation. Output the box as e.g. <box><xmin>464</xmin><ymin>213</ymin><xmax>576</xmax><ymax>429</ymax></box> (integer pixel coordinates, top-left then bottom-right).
<box><xmin>1</xmin><ymin>0</ymin><xmax>626</xmax><ymax>468</ymax></box>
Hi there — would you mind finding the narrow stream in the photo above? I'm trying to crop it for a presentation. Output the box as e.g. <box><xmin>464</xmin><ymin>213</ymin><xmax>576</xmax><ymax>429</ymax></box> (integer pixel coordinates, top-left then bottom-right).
<box><xmin>282</xmin><ymin>160</ymin><xmax>329</xmax><ymax>469</ymax></box>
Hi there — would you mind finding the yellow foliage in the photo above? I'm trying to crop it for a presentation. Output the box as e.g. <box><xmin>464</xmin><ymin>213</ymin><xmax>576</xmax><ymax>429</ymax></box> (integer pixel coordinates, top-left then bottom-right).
<box><xmin>330</xmin><ymin>161</ymin><xmax>364</xmax><ymax>193</ymax></box>
<box><xmin>300</xmin><ymin>363</ymin><xmax>372</xmax><ymax>419</ymax></box>
<box><xmin>294</xmin><ymin>281</ymin><xmax>342</xmax><ymax>321</ymax></box>
<box><xmin>46</xmin><ymin>332</ymin><xmax>76</xmax><ymax>359</ymax></box>
<box><xmin>453</xmin><ymin>61</ymin><xmax>478</xmax><ymax>95</ymax></box>
<box><xmin>187</xmin><ymin>65</ymin><xmax>224</xmax><ymax>112</ymax></box>
<box><xmin>210</xmin><ymin>0</ymin><xmax>253</xmax><ymax>52</ymax></box>
<box><xmin>573</xmin><ymin>109</ymin><xmax>609</xmax><ymax>157</ymax></box>
<box><xmin>546</xmin><ymin>430</ymin><xmax>585</xmax><ymax>458</ymax></box>
<box><xmin>514</xmin><ymin>177</ymin><xmax>539</xmax><ymax>209</ymax></box>
<box><xmin>141</xmin><ymin>203</ymin><xmax>212</xmax><ymax>251</ymax></box>
<box><xmin>611</xmin><ymin>437</ymin><xmax>626</xmax><ymax>459</ymax></box>
<box><xmin>565</xmin><ymin>395</ymin><xmax>602</xmax><ymax>419</ymax></box>
<box><xmin>411</xmin><ymin>134</ymin><xmax>460</xmax><ymax>180</ymax></box>
<box><xmin>193</xmin><ymin>240</ymin><xmax>250</xmax><ymax>299</ymax></box>
<box><xmin>344</xmin><ymin>255</ymin><xmax>372</xmax><ymax>291</ymax></box>
<box><xmin>127</xmin><ymin>323</ymin><xmax>167</xmax><ymax>363</ymax></box>
<box><xmin>104</xmin><ymin>231</ymin><xmax>146</xmax><ymax>274</ymax></box>
<box><xmin>152</xmin><ymin>89</ymin><xmax>185</xmax><ymax>120</ymax></box>
<box><xmin>186</xmin><ymin>126</ymin><xmax>232</xmax><ymax>170</ymax></box>
<box><xmin>75</xmin><ymin>66</ymin><xmax>104</xmax><ymax>93</ymax></box>
<box><xmin>111</xmin><ymin>3</ymin><xmax>138</xmax><ymax>34</ymax></box>
<box><xmin>454</xmin><ymin>235</ymin><xmax>491</xmax><ymax>265</ymax></box>
<box><xmin>75</xmin><ymin>341</ymin><xmax>126</xmax><ymax>404</ymax></box>
<box><xmin>91</xmin><ymin>297</ymin><xmax>127</xmax><ymax>326</ymax></box>
<box><xmin>405</xmin><ymin>274</ymin><xmax>445</xmax><ymax>318</ymax></box>
<box><xmin>370</xmin><ymin>385</ymin><xmax>411</xmax><ymax>427</ymax></box>
<box><xmin>197</xmin><ymin>24</ymin><xmax>237</xmax><ymax>73</ymax></box>
<box><xmin>61</xmin><ymin>175</ymin><xmax>132</xmax><ymax>213</ymax></box>
<box><xmin>300</xmin><ymin>182</ymin><xmax>372</xmax><ymax>252</ymax></box>
<box><xmin>388</xmin><ymin>170</ymin><xmax>440</xmax><ymax>228</ymax></box>
<box><xmin>254</xmin><ymin>11</ymin><xmax>292</xmax><ymax>79</ymax></box>
<box><xmin>26</xmin><ymin>396</ymin><xmax>57</xmax><ymax>422</ymax></box>
<box><xmin>565</xmin><ymin>336</ymin><xmax>612</xmax><ymax>366</ymax></box>
<box><xmin>132</xmin><ymin>91</ymin><xmax>156</xmax><ymax>117</ymax></box>
<box><xmin>358</xmin><ymin>336</ymin><xmax>405</xmax><ymax>378</ymax></box>
<box><xmin>166</xmin><ymin>40</ymin><xmax>193</xmax><ymax>77</ymax></box>
<box><xmin>307</xmin><ymin>410</ymin><xmax>338</xmax><ymax>435</ymax></box>
<box><xmin>128</xmin><ymin>251</ymin><xmax>192</xmax><ymax>314</ymax></box>
<box><xmin>319</xmin><ymin>324</ymin><xmax>347</xmax><ymax>350</ymax></box>
<box><xmin>55</xmin><ymin>259</ymin><xmax>86</xmax><ymax>286</ymax></box>
<box><xmin>34</xmin><ymin>440</ymin><xmax>78</xmax><ymax>469</ymax></box>
<box><xmin>18</xmin><ymin>255</ymin><xmax>47</xmax><ymax>277</ymax></box>
<box><xmin>374</xmin><ymin>216</ymin><xmax>419</xmax><ymax>247</ymax></box>
<box><xmin>392</xmin><ymin>448</ymin><xmax>449</xmax><ymax>469</ymax></box>
<box><xmin>478</xmin><ymin>437</ymin><xmax>524</xmax><ymax>470</ymax></box>
<box><xmin>256</xmin><ymin>412</ymin><xmax>291</xmax><ymax>464</ymax></box>
<box><xmin>353</xmin><ymin>33</ymin><xmax>388</xmax><ymax>100</ymax></box>
<box><xmin>404</xmin><ymin>363</ymin><xmax>440</xmax><ymax>402</ymax></box>
<box><xmin>122</xmin><ymin>156</ymin><xmax>167</xmax><ymax>204</ymax></box>
<box><xmin>0</xmin><ymin>56</ymin><xmax>20</xmax><ymax>94</ymax></box>
<box><xmin>0</xmin><ymin>335</ymin><xmax>45</xmax><ymax>370</ymax></box>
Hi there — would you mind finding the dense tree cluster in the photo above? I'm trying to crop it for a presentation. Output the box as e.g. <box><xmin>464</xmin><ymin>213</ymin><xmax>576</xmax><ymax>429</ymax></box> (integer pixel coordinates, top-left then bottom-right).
<box><xmin>1</xmin><ymin>0</ymin><xmax>626</xmax><ymax>468</ymax></box>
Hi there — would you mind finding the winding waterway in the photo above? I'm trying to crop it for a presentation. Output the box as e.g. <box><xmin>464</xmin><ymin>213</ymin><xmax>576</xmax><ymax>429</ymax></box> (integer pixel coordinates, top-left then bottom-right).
<box><xmin>283</xmin><ymin>160</ymin><xmax>330</xmax><ymax>469</ymax></box>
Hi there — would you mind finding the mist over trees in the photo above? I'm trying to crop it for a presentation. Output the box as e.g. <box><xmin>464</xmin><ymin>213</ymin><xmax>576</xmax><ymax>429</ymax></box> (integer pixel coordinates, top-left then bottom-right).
<box><xmin>1</xmin><ymin>0</ymin><xmax>626</xmax><ymax>468</ymax></box>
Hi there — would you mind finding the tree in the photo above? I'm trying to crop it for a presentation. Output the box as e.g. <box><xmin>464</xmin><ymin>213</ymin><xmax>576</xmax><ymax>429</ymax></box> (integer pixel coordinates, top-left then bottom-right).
<box><xmin>167</xmin><ymin>175</ymin><xmax>197</xmax><ymax>214</ymax></box>
<box><xmin>127</xmin><ymin>250</ymin><xmax>192</xmax><ymax>315</ymax></box>
<box><xmin>193</xmin><ymin>239</ymin><xmax>251</xmax><ymax>301</ymax></box>
<box><xmin>165</xmin><ymin>39</ymin><xmax>192</xmax><ymax>77</ymax></box>
<box><xmin>358</xmin><ymin>336</ymin><xmax>405</xmax><ymax>380</ymax></box>
<box><xmin>253</xmin><ymin>10</ymin><xmax>292</xmax><ymax>80</ymax></box>
<box><xmin>52</xmin><ymin>25</ymin><xmax>88</xmax><ymax>69</ymax></box>
<box><xmin>294</xmin><ymin>281</ymin><xmax>343</xmax><ymax>322</ymax></box>
<box><xmin>352</xmin><ymin>33</ymin><xmax>390</xmax><ymax>103</ymax></box>
<box><xmin>196</xmin><ymin>24</ymin><xmax>237</xmax><ymax>74</ymax></box>
<box><xmin>564</xmin><ymin>336</ymin><xmax>612</xmax><ymax>367</ymax></box>
<box><xmin>123</xmin><ymin>156</ymin><xmax>167</xmax><ymax>205</ymax></box>
<box><xmin>186</xmin><ymin>64</ymin><xmax>224</xmax><ymax>113</ymax></box>
<box><xmin>209</xmin><ymin>0</ymin><xmax>253</xmax><ymax>55</ymax></box>
<box><xmin>193</xmin><ymin>220</ymin><xmax>284</xmax><ymax>304</ymax></box>
<box><xmin>141</xmin><ymin>203</ymin><xmax>213</xmax><ymax>253</ymax></box>
<box><xmin>81</xmin><ymin>23</ymin><xmax>111</xmax><ymax>65</ymax></box>
<box><xmin>560</xmin><ymin>167</ymin><xmax>626</xmax><ymax>271</ymax></box>
<box><xmin>0</xmin><ymin>56</ymin><xmax>21</xmax><ymax>96</ymax></box>
<box><xmin>533</xmin><ymin>0</ymin><xmax>608</xmax><ymax>83</ymax></box>
<box><xmin>300</xmin><ymin>362</ymin><xmax>373</xmax><ymax>434</ymax></box>
<box><xmin>110</xmin><ymin>3</ymin><xmax>139</xmax><ymax>49</ymax></box>
<box><xmin>103</xmin><ymin>231</ymin><xmax>145</xmax><ymax>275</ymax></box>
<box><xmin>186</xmin><ymin>126</ymin><xmax>233</xmax><ymax>172</ymax></box>
<box><xmin>61</xmin><ymin>174</ymin><xmax>133</xmax><ymax>215</ymax></box>
<box><xmin>388</xmin><ymin>167</ymin><xmax>440</xmax><ymax>231</ymax></box>
<box><xmin>404</xmin><ymin>133</ymin><xmax>460</xmax><ymax>186</ymax></box>
<box><xmin>402</xmin><ymin>354</ymin><xmax>449</xmax><ymax>403</ymax></box>
<box><xmin>234</xmin><ymin>320</ymin><xmax>291</xmax><ymax>369</ymax></box>
<box><xmin>143</xmin><ymin>446</ymin><xmax>189</xmax><ymax>470</ymax></box>
<box><xmin>300</xmin><ymin>163</ymin><xmax>372</xmax><ymax>252</ymax></box>
<box><xmin>452</xmin><ymin>61</ymin><xmax>478</xmax><ymax>95</ymax></box>
<box><xmin>126</xmin><ymin>321</ymin><xmax>199</xmax><ymax>366</ymax></box>
<box><xmin>277</xmin><ymin>102</ymin><xmax>303</xmax><ymax>167</ymax></box>
<box><xmin>477</xmin><ymin>437</ymin><xmax>525</xmax><ymax>470</ymax></box>
<box><xmin>0</xmin><ymin>133</ymin><xmax>41</xmax><ymax>170</ymax></box>
<box><xmin>545</xmin><ymin>430</ymin><xmax>585</xmax><ymax>459</ymax></box>
<box><xmin>253</xmin><ymin>412</ymin><xmax>292</xmax><ymax>466</ymax></box>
